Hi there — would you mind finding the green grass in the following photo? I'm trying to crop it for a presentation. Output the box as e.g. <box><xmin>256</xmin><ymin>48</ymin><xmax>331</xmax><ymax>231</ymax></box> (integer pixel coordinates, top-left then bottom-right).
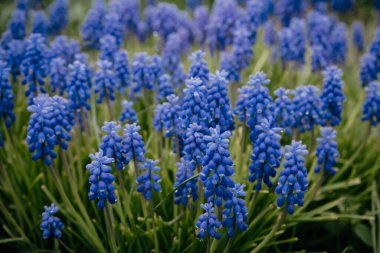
<box><xmin>0</xmin><ymin>1</ymin><xmax>380</xmax><ymax>253</ymax></box>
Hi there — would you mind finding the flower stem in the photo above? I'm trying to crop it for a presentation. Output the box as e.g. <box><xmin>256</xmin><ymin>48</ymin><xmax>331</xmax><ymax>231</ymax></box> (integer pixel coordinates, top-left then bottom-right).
<box><xmin>104</xmin><ymin>204</ymin><xmax>118</xmax><ymax>253</ymax></box>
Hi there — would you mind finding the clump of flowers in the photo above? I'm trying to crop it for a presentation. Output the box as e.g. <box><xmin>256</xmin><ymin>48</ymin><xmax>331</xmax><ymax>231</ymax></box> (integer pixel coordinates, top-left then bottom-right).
<box><xmin>40</xmin><ymin>204</ymin><xmax>64</xmax><ymax>239</ymax></box>
<box><xmin>137</xmin><ymin>159</ymin><xmax>162</xmax><ymax>200</ymax></box>
<box><xmin>315</xmin><ymin>127</ymin><xmax>339</xmax><ymax>175</ymax></box>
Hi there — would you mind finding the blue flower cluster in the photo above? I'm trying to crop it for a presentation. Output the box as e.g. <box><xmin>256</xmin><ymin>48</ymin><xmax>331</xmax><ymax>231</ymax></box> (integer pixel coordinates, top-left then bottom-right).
<box><xmin>196</xmin><ymin>203</ymin><xmax>222</xmax><ymax>239</ymax></box>
<box><xmin>362</xmin><ymin>82</ymin><xmax>380</xmax><ymax>126</ymax></box>
<box><xmin>279</xmin><ymin>18</ymin><xmax>306</xmax><ymax>66</ymax></box>
<box><xmin>315</xmin><ymin>127</ymin><xmax>339</xmax><ymax>175</ymax></box>
<box><xmin>320</xmin><ymin>66</ymin><xmax>345</xmax><ymax>126</ymax></box>
<box><xmin>0</xmin><ymin>61</ymin><xmax>15</xmax><ymax>146</ymax></box>
<box><xmin>275</xmin><ymin>141</ymin><xmax>308</xmax><ymax>214</ymax></box>
<box><xmin>103</xmin><ymin>12</ymin><xmax>125</xmax><ymax>48</ymax></box>
<box><xmin>249</xmin><ymin>119</ymin><xmax>283</xmax><ymax>191</ymax></box>
<box><xmin>49</xmin><ymin>57</ymin><xmax>67</xmax><ymax>95</ymax></box>
<box><xmin>8</xmin><ymin>8</ymin><xmax>26</xmax><ymax>40</ymax></box>
<box><xmin>100</xmin><ymin>122</ymin><xmax>124</xmax><ymax>170</ymax></box>
<box><xmin>157</xmin><ymin>74</ymin><xmax>174</xmax><ymax>102</ymax></box>
<box><xmin>67</xmin><ymin>61</ymin><xmax>91</xmax><ymax>112</ymax></box>
<box><xmin>360</xmin><ymin>53</ymin><xmax>378</xmax><ymax>87</ymax></box>
<box><xmin>174</xmin><ymin>158</ymin><xmax>198</xmax><ymax>206</ymax></box>
<box><xmin>329</xmin><ymin>23</ymin><xmax>347</xmax><ymax>65</ymax></box>
<box><xmin>100</xmin><ymin>35</ymin><xmax>118</xmax><ymax>63</ymax></box>
<box><xmin>114</xmin><ymin>50</ymin><xmax>131</xmax><ymax>92</ymax></box>
<box><xmin>86</xmin><ymin>151</ymin><xmax>117</xmax><ymax>209</ymax></box>
<box><xmin>94</xmin><ymin>60</ymin><xmax>116</xmax><ymax>104</ymax></box>
<box><xmin>131</xmin><ymin>52</ymin><xmax>154</xmax><ymax>94</ymax></box>
<box><xmin>352</xmin><ymin>22</ymin><xmax>365</xmax><ymax>52</ymax></box>
<box><xmin>183</xmin><ymin>123</ymin><xmax>208</xmax><ymax>166</ymax></box>
<box><xmin>48</xmin><ymin>0</ymin><xmax>68</xmax><ymax>35</ymax></box>
<box><xmin>122</xmin><ymin>123</ymin><xmax>146</xmax><ymax>165</ymax></box>
<box><xmin>119</xmin><ymin>100</ymin><xmax>137</xmax><ymax>123</ymax></box>
<box><xmin>50</xmin><ymin>36</ymin><xmax>80</xmax><ymax>65</ymax></box>
<box><xmin>40</xmin><ymin>204</ymin><xmax>64</xmax><ymax>239</ymax></box>
<box><xmin>81</xmin><ymin>0</ymin><xmax>106</xmax><ymax>49</ymax></box>
<box><xmin>188</xmin><ymin>50</ymin><xmax>209</xmax><ymax>85</ymax></box>
<box><xmin>31</xmin><ymin>11</ymin><xmax>48</xmax><ymax>37</ymax></box>
<box><xmin>274</xmin><ymin>88</ymin><xmax>294</xmax><ymax>135</ymax></box>
<box><xmin>137</xmin><ymin>159</ymin><xmax>162</xmax><ymax>200</ymax></box>
<box><xmin>231</xmin><ymin>26</ymin><xmax>253</xmax><ymax>72</ymax></box>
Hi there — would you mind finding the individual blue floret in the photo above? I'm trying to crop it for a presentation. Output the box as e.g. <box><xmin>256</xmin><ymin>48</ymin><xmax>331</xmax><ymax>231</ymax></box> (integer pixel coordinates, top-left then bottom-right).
<box><xmin>40</xmin><ymin>204</ymin><xmax>64</xmax><ymax>239</ymax></box>
<box><xmin>114</xmin><ymin>50</ymin><xmax>131</xmax><ymax>92</ymax></box>
<box><xmin>293</xmin><ymin>85</ymin><xmax>322</xmax><ymax>133</ymax></box>
<box><xmin>315</xmin><ymin>127</ymin><xmax>339</xmax><ymax>175</ymax></box>
<box><xmin>100</xmin><ymin>121</ymin><xmax>124</xmax><ymax>170</ymax></box>
<box><xmin>195</xmin><ymin>203</ymin><xmax>222</xmax><ymax>239</ymax></box>
<box><xmin>352</xmin><ymin>22</ymin><xmax>365</xmax><ymax>52</ymax></box>
<box><xmin>47</xmin><ymin>0</ymin><xmax>68</xmax><ymax>35</ymax></box>
<box><xmin>137</xmin><ymin>159</ymin><xmax>162</xmax><ymax>200</ymax></box>
<box><xmin>86</xmin><ymin>151</ymin><xmax>117</xmax><ymax>209</ymax></box>
<box><xmin>248</xmin><ymin>119</ymin><xmax>282</xmax><ymax>191</ymax></box>
<box><xmin>122</xmin><ymin>123</ymin><xmax>146</xmax><ymax>165</ymax></box>
<box><xmin>94</xmin><ymin>60</ymin><xmax>116</xmax><ymax>104</ymax></box>
<box><xmin>207</xmin><ymin>71</ymin><xmax>234</xmax><ymax>132</ymax></box>
<box><xmin>31</xmin><ymin>11</ymin><xmax>48</xmax><ymax>37</ymax></box>
<box><xmin>180</xmin><ymin>77</ymin><xmax>210</xmax><ymax>129</ymax></box>
<box><xmin>320</xmin><ymin>66</ymin><xmax>345</xmax><ymax>126</ymax></box>
<box><xmin>222</xmin><ymin>183</ymin><xmax>248</xmax><ymax>238</ymax></box>
<box><xmin>275</xmin><ymin>140</ymin><xmax>308</xmax><ymax>214</ymax></box>
<box><xmin>274</xmin><ymin>88</ymin><xmax>294</xmax><ymax>135</ymax></box>
<box><xmin>362</xmin><ymin>82</ymin><xmax>380</xmax><ymax>126</ymax></box>
<box><xmin>21</xmin><ymin>34</ymin><xmax>48</xmax><ymax>103</ymax></box>
<box><xmin>7</xmin><ymin>9</ymin><xmax>26</xmax><ymax>40</ymax></box>
<box><xmin>119</xmin><ymin>100</ymin><xmax>137</xmax><ymax>123</ymax></box>
<box><xmin>49</xmin><ymin>57</ymin><xmax>67</xmax><ymax>95</ymax></box>
<box><xmin>359</xmin><ymin>53</ymin><xmax>379</xmax><ymax>87</ymax></box>
<box><xmin>174</xmin><ymin>158</ymin><xmax>198</xmax><ymax>206</ymax></box>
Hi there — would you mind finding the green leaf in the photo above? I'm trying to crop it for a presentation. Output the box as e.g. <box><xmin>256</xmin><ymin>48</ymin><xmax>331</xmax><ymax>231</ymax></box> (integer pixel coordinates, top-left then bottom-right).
<box><xmin>354</xmin><ymin>223</ymin><xmax>373</xmax><ymax>247</ymax></box>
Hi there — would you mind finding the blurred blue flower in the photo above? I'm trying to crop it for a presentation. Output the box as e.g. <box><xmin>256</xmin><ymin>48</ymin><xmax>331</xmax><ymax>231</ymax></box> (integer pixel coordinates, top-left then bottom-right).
<box><xmin>188</xmin><ymin>50</ymin><xmax>209</xmax><ymax>86</ymax></box>
<box><xmin>193</xmin><ymin>6</ymin><xmax>209</xmax><ymax>46</ymax></box>
<box><xmin>362</xmin><ymin>82</ymin><xmax>380</xmax><ymax>126</ymax></box>
<box><xmin>315</xmin><ymin>127</ymin><xmax>339</xmax><ymax>175</ymax></box>
<box><xmin>279</xmin><ymin>18</ymin><xmax>306</xmax><ymax>66</ymax></box>
<box><xmin>329</xmin><ymin>23</ymin><xmax>347</xmax><ymax>65</ymax></box>
<box><xmin>0</xmin><ymin>61</ymin><xmax>15</xmax><ymax>145</ymax></box>
<box><xmin>7</xmin><ymin>9</ymin><xmax>26</xmax><ymax>40</ymax></box>
<box><xmin>100</xmin><ymin>35</ymin><xmax>118</xmax><ymax>63</ymax></box>
<box><xmin>50</xmin><ymin>36</ymin><xmax>80</xmax><ymax>65</ymax></box>
<box><xmin>275</xmin><ymin>0</ymin><xmax>305</xmax><ymax>26</ymax></box>
<box><xmin>31</xmin><ymin>11</ymin><xmax>48</xmax><ymax>37</ymax></box>
<box><xmin>360</xmin><ymin>53</ymin><xmax>379</xmax><ymax>87</ymax></box>
<box><xmin>232</xmin><ymin>26</ymin><xmax>253</xmax><ymax>71</ymax></box>
<box><xmin>352</xmin><ymin>22</ymin><xmax>365</xmax><ymax>52</ymax></box>
<box><xmin>40</xmin><ymin>204</ymin><xmax>64</xmax><ymax>239</ymax></box>
<box><xmin>94</xmin><ymin>60</ymin><xmax>116</xmax><ymax>104</ymax></box>
<box><xmin>81</xmin><ymin>1</ymin><xmax>106</xmax><ymax>49</ymax></box>
<box><xmin>131</xmin><ymin>52</ymin><xmax>154</xmax><ymax>94</ymax></box>
<box><xmin>86</xmin><ymin>151</ymin><xmax>117</xmax><ymax>209</ymax></box>
<box><xmin>274</xmin><ymin>88</ymin><xmax>294</xmax><ymax>135</ymax></box>
<box><xmin>157</xmin><ymin>74</ymin><xmax>174</xmax><ymax>102</ymax></box>
<box><xmin>114</xmin><ymin>50</ymin><xmax>131</xmax><ymax>92</ymax></box>
<box><xmin>332</xmin><ymin>0</ymin><xmax>354</xmax><ymax>13</ymax></box>
<box><xmin>220</xmin><ymin>52</ymin><xmax>240</xmax><ymax>82</ymax></box>
<box><xmin>137</xmin><ymin>159</ymin><xmax>162</xmax><ymax>200</ymax></box>
<box><xmin>119</xmin><ymin>100</ymin><xmax>137</xmax><ymax>123</ymax></box>
<box><xmin>49</xmin><ymin>57</ymin><xmax>67</xmax><ymax>95</ymax></box>
<box><xmin>48</xmin><ymin>0</ymin><xmax>68</xmax><ymax>35</ymax></box>
<box><xmin>275</xmin><ymin>140</ymin><xmax>308</xmax><ymax>214</ymax></box>
<box><xmin>103</xmin><ymin>12</ymin><xmax>125</xmax><ymax>47</ymax></box>
<box><xmin>67</xmin><ymin>60</ymin><xmax>91</xmax><ymax>112</ymax></box>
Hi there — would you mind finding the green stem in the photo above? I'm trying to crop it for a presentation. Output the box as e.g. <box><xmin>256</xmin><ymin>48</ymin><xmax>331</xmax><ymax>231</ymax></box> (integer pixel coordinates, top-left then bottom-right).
<box><xmin>207</xmin><ymin>234</ymin><xmax>212</xmax><ymax>253</ymax></box>
<box><xmin>104</xmin><ymin>204</ymin><xmax>118</xmax><ymax>253</ymax></box>
<box><xmin>150</xmin><ymin>200</ymin><xmax>160</xmax><ymax>253</ymax></box>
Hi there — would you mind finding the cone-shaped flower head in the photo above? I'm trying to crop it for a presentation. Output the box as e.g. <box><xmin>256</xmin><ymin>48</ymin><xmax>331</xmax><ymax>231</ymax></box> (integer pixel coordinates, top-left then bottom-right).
<box><xmin>275</xmin><ymin>0</ymin><xmax>305</xmax><ymax>26</ymax></box>
<box><xmin>99</xmin><ymin>35</ymin><xmax>118</xmax><ymax>63</ymax></box>
<box><xmin>360</xmin><ymin>53</ymin><xmax>379</xmax><ymax>87</ymax></box>
<box><xmin>137</xmin><ymin>159</ymin><xmax>162</xmax><ymax>200</ymax></box>
<box><xmin>275</xmin><ymin>140</ymin><xmax>308</xmax><ymax>214</ymax></box>
<box><xmin>263</xmin><ymin>20</ymin><xmax>278</xmax><ymax>47</ymax></box>
<box><xmin>0</xmin><ymin>61</ymin><xmax>16</xmax><ymax>130</ymax></box>
<box><xmin>220</xmin><ymin>52</ymin><xmax>241</xmax><ymax>82</ymax></box>
<box><xmin>103</xmin><ymin>12</ymin><xmax>125</xmax><ymax>47</ymax></box>
<box><xmin>311</xmin><ymin>45</ymin><xmax>328</xmax><ymax>72</ymax></box>
<box><xmin>188</xmin><ymin>50</ymin><xmax>209</xmax><ymax>86</ymax></box>
<box><xmin>119</xmin><ymin>100</ymin><xmax>137</xmax><ymax>123</ymax></box>
<box><xmin>274</xmin><ymin>88</ymin><xmax>294</xmax><ymax>135</ymax></box>
<box><xmin>86</xmin><ymin>151</ymin><xmax>117</xmax><ymax>209</ymax></box>
<box><xmin>81</xmin><ymin>0</ymin><xmax>106</xmax><ymax>49</ymax></box>
<box><xmin>279</xmin><ymin>18</ymin><xmax>306</xmax><ymax>66</ymax></box>
<box><xmin>50</xmin><ymin>96</ymin><xmax>74</xmax><ymax>150</ymax></box>
<box><xmin>47</xmin><ymin>0</ymin><xmax>68</xmax><ymax>35</ymax></box>
<box><xmin>232</xmin><ymin>25</ymin><xmax>253</xmax><ymax>71</ymax></box>
<box><xmin>157</xmin><ymin>74</ymin><xmax>174</xmax><ymax>102</ymax></box>
<box><xmin>156</xmin><ymin>95</ymin><xmax>181</xmax><ymax>138</ymax></box>
<box><xmin>222</xmin><ymin>183</ymin><xmax>248</xmax><ymax>238</ymax></box>
<box><xmin>67</xmin><ymin>60</ymin><xmax>91</xmax><ymax>112</ymax></box>
<box><xmin>122</xmin><ymin>123</ymin><xmax>146</xmax><ymax>165</ymax></box>
<box><xmin>329</xmin><ymin>23</ymin><xmax>347</xmax><ymax>65</ymax></box>
<box><xmin>40</xmin><ymin>204</ymin><xmax>64</xmax><ymax>239</ymax></box>
<box><xmin>7</xmin><ymin>8</ymin><xmax>26</xmax><ymax>40</ymax></box>
<box><xmin>132</xmin><ymin>52</ymin><xmax>154</xmax><ymax>94</ymax></box>
<box><xmin>193</xmin><ymin>6</ymin><xmax>209</xmax><ymax>46</ymax></box>
<box><xmin>183</xmin><ymin>123</ymin><xmax>208</xmax><ymax>166</ymax></box>
<box><xmin>114</xmin><ymin>50</ymin><xmax>131</xmax><ymax>91</ymax></box>
<box><xmin>352</xmin><ymin>22</ymin><xmax>364</xmax><ymax>52</ymax></box>
<box><xmin>94</xmin><ymin>60</ymin><xmax>116</xmax><ymax>104</ymax></box>
<box><xmin>50</xmin><ymin>36</ymin><xmax>80</xmax><ymax>65</ymax></box>
<box><xmin>362</xmin><ymin>82</ymin><xmax>380</xmax><ymax>126</ymax></box>
<box><xmin>100</xmin><ymin>121</ymin><xmax>124</xmax><ymax>170</ymax></box>
<box><xmin>174</xmin><ymin>158</ymin><xmax>198</xmax><ymax>206</ymax></box>
<box><xmin>249</xmin><ymin>119</ymin><xmax>283</xmax><ymax>191</ymax></box>
<box><xmin>31</xmin><ymin>11</ymin><xmax>48</xmax><ymax>37</ymax></box>
<box><xmin>207</xmin><ymin>70</ymin><xmax>234</xmax><ymax>132</ymax></box>
<box><xmin>49</xmin><ymin>57</ymin><xmax>67</xmax><ymax>95</ymax></box>
<box><xmin>1</xmin><ymin>39</ymin><xmax>25</xmax><ymax>81</ymax></box>
<box><xmin>149</xmin><ymin>55</ymin><xmax>163</xmax><ymax>89</ymax></box>
<box><xmin>370</xmin><ymin>28</ymin><xmax>380</xmax><ymax>61</ymax></box>
<box><xmin>315</xmin><ymin>127</ymin><xmax>339</xmax><ymax>175</ymax></box>
<box><xmin>195</xmin><ymin>203</ymin><xmax>222</xmax><ymax>239</ymax></box>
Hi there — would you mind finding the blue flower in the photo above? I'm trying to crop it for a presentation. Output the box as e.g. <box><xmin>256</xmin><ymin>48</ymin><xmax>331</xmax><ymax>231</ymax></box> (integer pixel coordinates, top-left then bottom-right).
<box><xmin>149</xmin><ymin>55</ymin><xmax>163</xmax><ymax>89</ymax></box>
<box><xmin>311</xmin><ymin>45</ymin><xmax>328</xmax><ymax>73</ymax></box>
<box><xmin>137</xmin><ymin>159</ymin><xmax>162</xmax><ymax>200</ymax></box>
<box><xmin>315</xmin><ymin>127</ymin><xmax>339</xmax><ymax>175</ymax></box>
<box><xmin>0</xmin><ymin>61</ymin><xmax>16</xmax><ymax>130</ymax></box>
<box><xmin>329</xmin><ymin>23</ymin><xmax>347</xmax><ymax>65</ymax></box>
<box><xmin>274</xmin><ymin>88</ymin><xmax>294</xmax><ymax>135</ymax></box>
<box><xmin>114</xmin><ymin>50</ymin><xmax>131</xmax><ymax>91</ymax></box>
<box><xmin>220</xmin><ymin>52</ymin><xmax>241</xmax><ymax>82</ymax></box>
<box><xmin>207</xmin><ymin>71</ymin><xmax>234</xmax><ymax>132</ymax></box>
<box><xmin>183</xmin><ymin>123</ymin><xmax>208</xmax><ymax>167</ymax></box>
<box><xmin>122</xmin><ymin>123</ymin><xmax>146</xmax><ymax>165</ymax></box>
<box><xmin>50</xmin><ymin>36</ymin><xmax>80</xmax><ymax>65</ymax></box>
<box><xmin>275</xmin><ymin>0</ymin><xmax>305</xmax><ymax>26</ymax></box>
<box><xmin>159</xmin><ymin>95</ymin><xmax>182</xmax><ymax>138</ymax></box>
<box><xmin>201</xmin><ymin>126</ymin><xmax>235</xmax><ymax>206</ymax></box>
<box><xmin>100</xmin><ymin>121</ymin><xmax>124</xmax><ymax>170</ymax></box>
<box><xmin>81</xmin><ymin>1</ymin><xmax>106</xmax><ymax>49</ymax></box>
<box><xmin>109</xmin><ymin>0</ymin><xmax>139</xmax><ymax>35</ymax></box>
<box><xmin>157</xmin><ymin>74</ymin><xmax>174</xmax><ymax>102</ymax></box>
<box><xmin>293</xmin><ymin>85</ymin><xmax>322</xmax><ymax>133</ymax></box>
<box><xmin>359</xmin><ymin>53</ymin><xmax>379</xmax><ymax>87</ymax></box>
<box><xmin>263</xmin><ymin>20</ymin><xmax>278</xmax><ymax>48</ymax></box>
<box><xmin>320</xmin><ymin>66</ymin><xmax>345</xmax><ymax>126</ymax></box>
<box><xmin>249</xmin><ymin>119</ymin><xmax>283</xmax><ymax>191</ymax></box>
<box><xmin>67</xmin><ymin>61</ymin><xmax>91</xmax><ymax>112</ymax></box>
<box><xmin>7</xmin><ymin>9</ymin><xmax>26</xmax><ymax>40</ymax></box>
<box><xmin>162</xmin><ymin>33</ymin><xmax>183</xmax><ymax>76</ymax></box>
<box><xmin>174</xmin><ymin>158</ymin><xmax>198</xmax><ymax>206</ymax></box>
<box><xmin>75</xmin><ymin>53</ymin><xmax>93</xmax><ymax>89</ymax></box>
<box><xmin>362</xmin><ymin>82</ymin><xmax>380</xmax><ymax>126</ymax></box>
<box><xmin>188</xmin><ymin>50</ymin><xmax>209</xmax><ymax>86</ymax></box>
<box><xmin>103</xmin><ymin>12</ymin><xmax>125</xmax><ymax>47</ymax></box>
<box><xmin>50</xmin><ymin>96</ymin><xmax>74</xmax><ymax>150</ymax></box>
<box><xmin>307</xmin><ymin>11</ymin><xmax>333</xmax><ymax>50</ymax></box>
<box><xmin>180</xmin><ymin>78</ymin><xmax>210</xmax><ymax>129</ymax></box>
<box><xmin>40</xmin><ymin>204</ymin><xmax>64</xmax><ymax>239</ymax></box>
<box><xmin>86</xmin><ymin>151</ymin><xmax>117</xmax><ymax>209</ymax></box>
<box><xmin>235</xmin><ymin>86</ymin><xmax>254</xmax><ymax>122</ymax></box>
<box><xmin>279</xmin><ymin>18</ymin><xmax>306</xmax><ymax>66</ymax></box>
<box><xmin>222</xmin><ymin>184</ymin><xmax>248</xmax><ymax>238</ymax></box>
<box><xmin>0</xmin><ymin>39</ymin><xmax>25</xmax><ymax>80</ymax></box>
<box><xmin>186</xmin><ymin>0</ymin><xmax>201</xmax><ymax>10</ymax></box>
<box><xmin>352</xmin><ymin>22</ymin><xmax>365</xmax><ymax>52</ymax></box>
<box><xmin>172</xmin><ymin>63</ymin><xmax>186</xmax><ymax>88</ymax></box>
<box><xmin>100</xmin><ymin>35</ymin><xmax>118</xmax><ymax>63</ymax></box>
<box><xmin>193</xmin><ymin>6</ymin><xmax>209</xmax><ymax>46</ymax></box>
<box><xmin>21</xmin><ymin>34</ymin><xmax>48</xmax><ymax>104</ymax></box>
<box><xmin>332</xmin><ymin>0</ymin><xmax>354</xmax><ymax>13</ymax></box>
<box><xmin>119</xmin><ymin>100</ymin><xmax>137</xmax><ymax>123</ymax></box>
<box><xmin>245</xmin><ymin>72</ymin><xmax>274</xmax><ymax>143</ymax></box>
<box><xmin>31</xmin><ymin>11</ymin><xmax>48</xmax><ymax>37</ymax></box>
<box><xmin>49</xmin><ymin>57</ymin><xmax>67</xmax><ymax>95</ymax></box>
<box><xmin>131</xmin><ymin>52</ymin><xmax>154</xmax><ymax>94</ymax></box>
<box><xmin>275</xmin><ymin>141</ymin><xmax>308</xmax><ymax>215</ymax></box>
<box><xmin>246</xmin><ymin>0</ymin><xmax>270</xmax><ymax>43</ymax></box>
<box><xmin>195</xmin><ymin>203</ymin><xmax>222</xmax><ymax>239</ymax></box>
<box><xmin>232</xmin><ymin>26</ymin><xmax>253</xmax><ymax>71</ymax></box>
<box><xmin>94</xmin><ymin>60</ymin><xmax>116</xmax><ymax>104</ymax></box>
<box><xmin>47</xmin><ymin>0</ymin><xmax>68</xmax><ymax>35</ymax></box>
<box><xmin>207</xmin><ymin>0</ymin><xmax>239</xmax><ymax>54</ymax></box>
<box><xmin>153</xmin><ymin>104</ymin><xmax>166</xmax><ymax>132</ymax></box>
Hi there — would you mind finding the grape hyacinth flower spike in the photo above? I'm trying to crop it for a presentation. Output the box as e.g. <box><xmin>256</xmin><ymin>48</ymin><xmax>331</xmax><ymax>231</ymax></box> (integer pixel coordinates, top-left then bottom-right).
<box><xmin>174</xmin><ymin>158</ymin><xmax>198</xmax><ymax>206</ymax></box>
<box><xmin>362</xmin><ymin>82</ymin><xmax>380</xmax><ymax>127</ymax></box>
<box><xmin>359</xmin><ymin>53</ymin><xmax>379</xmax><ymax>87</ymax></box>
<box><xmin>86</xmin><ymin>151</ymin><xmax>117</xmax><ymax>209</ymax></box>
<box><xmin>100</xmin><ymin>122</ymin><xmax>124</xmax><ymax>170</ymax></box>
<box><xmin>119</xmin><ymin>100</ymin><xmax>137</xmax><ymax>123</ymax></box>
<box><xmin>274</xmin><ymin>88</ymin><xmax>294</xmax><ymax>135</ymax></box>
<box><xmin>315</xmin><ymin>127</ymin><xmax>339</xmax><ymax>175</ymax></box>
<box><xmin>122</xmin><ymin>123</ymin><xmax>146</xmax><ymax>172</ymax></box>
<box><xmin>188</xmin><ymin>50</ymin><xmax>209</xmax><ymax>85</ymax></box>
<box><xmin>137</xmin><ymin>159</ymin><xmax>162</xmax><ymax>200</ymax></box>
<box><xmin>195</xmin><ymin>203</ymin><xmax>222</xmax><ymax>239</ymax></box>
<box><xmin>114</xmin><ymin>50</ymin><xmax>131</xmax><ymax>92</ymax></box>
<box><xmin>94</xmin><ymin>60</ymin><xmax>116</xmax><ymax>106</ymax></box>
<box><xmin>275</xmin><ymin>141</ymin><xmax>308</xmax><ymax>214</ymax></box>
<box><xmin>48</xmin><ymin>0</ymin><xmax>69</xmax><ymax>35</ymax></box>
<box><xmin>40</xmin><ymin>204</ymin><xmax>64</xmax><ymax>239</ymax></box>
